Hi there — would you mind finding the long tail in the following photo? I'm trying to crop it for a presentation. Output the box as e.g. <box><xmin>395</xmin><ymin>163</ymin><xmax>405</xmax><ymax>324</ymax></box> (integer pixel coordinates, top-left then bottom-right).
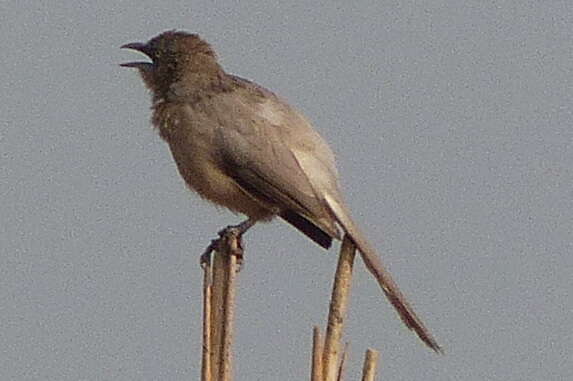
<box><xmin>324</xmin><ymin>193</ymin><xmax>442</xmax><ymax>353</ymax></box>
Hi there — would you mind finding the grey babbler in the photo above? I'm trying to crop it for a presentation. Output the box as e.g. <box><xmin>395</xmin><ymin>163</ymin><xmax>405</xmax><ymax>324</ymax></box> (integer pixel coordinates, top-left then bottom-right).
<box><xmin>121</xmin><ymin>30</ymin><xmax>441</xmax><ymax>353</ymax></box>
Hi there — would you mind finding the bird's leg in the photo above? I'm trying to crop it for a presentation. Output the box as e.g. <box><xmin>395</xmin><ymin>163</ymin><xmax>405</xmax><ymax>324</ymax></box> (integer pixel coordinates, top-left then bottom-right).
<box><xmin>218</xmin><ymin>218</ymin><xmax>257</xmax><ymax>237</ymax></box>
<box><xmin>201</xmin><ymin>218</ymin><xmax>256</xmax><ymax>268</ymax></box>
<box><xmin>199</xmin><ymin>238</ymin><xmax>220</xmax><ymax>268</ymax></box>
<box><xmin>218</xmin><ymin>218</ymin><xmax>256</xmax><ymax>268</ymax></box>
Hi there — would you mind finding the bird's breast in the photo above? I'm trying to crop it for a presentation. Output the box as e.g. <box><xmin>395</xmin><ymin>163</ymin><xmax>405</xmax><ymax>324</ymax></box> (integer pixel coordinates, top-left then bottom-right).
<box><xmin>152</xmin><ymin>101</ymin><xmax>273</xmax><ymax>220</ymax></box>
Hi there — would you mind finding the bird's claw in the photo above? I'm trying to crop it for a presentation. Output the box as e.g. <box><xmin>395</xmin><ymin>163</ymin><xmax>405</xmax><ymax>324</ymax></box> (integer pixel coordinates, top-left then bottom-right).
<box><xmin>200</xmin><ymin>226</ymin><xmax>245</xmax><ymax>271</ymax></box>
<box><xmin>199</xmin><ymin>238</ymin><xmax>219</xmax><ymax>268</ymax></box>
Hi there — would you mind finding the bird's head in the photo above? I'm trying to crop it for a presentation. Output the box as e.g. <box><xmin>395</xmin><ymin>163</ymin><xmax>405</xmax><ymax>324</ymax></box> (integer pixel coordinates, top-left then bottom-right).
<box><xmin>121</xmin><ymin>30</ymin><xmax>221</xmax><ymax>99</ymax></box>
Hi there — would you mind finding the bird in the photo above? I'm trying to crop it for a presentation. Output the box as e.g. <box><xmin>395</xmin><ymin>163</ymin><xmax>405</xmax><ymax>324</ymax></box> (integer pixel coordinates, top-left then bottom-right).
<box><xmin>121</xmin><ymin>30</ymin><xmax>441</xmax><ymax>353</ymax></box>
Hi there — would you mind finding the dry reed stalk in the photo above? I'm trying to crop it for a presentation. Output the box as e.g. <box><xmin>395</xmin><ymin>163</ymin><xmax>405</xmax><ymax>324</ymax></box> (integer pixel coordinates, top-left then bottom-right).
<box><xmin>322</xmin><ymin>235</ymin><xmax>356</xmax><ymax>381</ymax></box>
<box><xmin>361</xmin><ymin>349</ymin><xmax>379</xmax><ymax>381</ymax></box>
<box><xmin>201</xmin><ymin>230</ymin><xmax>242</xmax><ymax>381</ymax></box>
<box><xmin>311</xmin><ymin>326</ymin><xmax>323</xmax><ymax>381</ymax></box>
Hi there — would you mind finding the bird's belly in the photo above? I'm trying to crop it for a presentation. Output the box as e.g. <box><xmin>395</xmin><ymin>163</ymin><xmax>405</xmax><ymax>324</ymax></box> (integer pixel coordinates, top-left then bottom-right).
<box><xmin>168</xmin><ymin>139</ymin><xmax>273</xmax><ymax>220</ymax></box>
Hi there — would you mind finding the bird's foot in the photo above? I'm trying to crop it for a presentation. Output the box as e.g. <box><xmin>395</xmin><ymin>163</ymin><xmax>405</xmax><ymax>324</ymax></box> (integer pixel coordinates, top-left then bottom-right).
<box><xmin>200</xmin><ymin>223</ymin><xmax>250</xmax><ymax>270</ymax></box>
<box><xmin>199</xmin><ymin>238</ymin><xmax>220</xmax><ymax>268</ymax></box>
<box><xmin>217</xmin><ymin>218</ymin><xmax>256</xmax><ymax>237</ymax></box>
<box><xmin>219</xmin><ymin>225</ymin><xmax>245</xmax><ymax>269</ymax></box>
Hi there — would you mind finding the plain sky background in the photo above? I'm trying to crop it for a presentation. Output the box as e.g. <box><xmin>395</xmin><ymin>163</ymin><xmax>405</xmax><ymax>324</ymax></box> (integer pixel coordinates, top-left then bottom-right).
<box><xmin>1</xmin><ymin>1</ymin><xmax>572</xmax><ymax>380</ymax></box>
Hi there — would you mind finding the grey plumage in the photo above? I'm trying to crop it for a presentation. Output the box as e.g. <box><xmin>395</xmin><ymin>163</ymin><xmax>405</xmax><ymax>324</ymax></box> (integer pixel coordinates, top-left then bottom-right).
<box><xmin>121</xmin><ymin>30</ymin><xmax>441</xmax><ymax>353</ymax></box>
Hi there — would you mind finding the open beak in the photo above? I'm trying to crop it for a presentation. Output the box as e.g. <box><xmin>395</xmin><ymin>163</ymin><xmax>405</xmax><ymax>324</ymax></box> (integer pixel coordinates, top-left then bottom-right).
<box><xmin>121</xmin><ymin>42</ymin><xmax>147</xmax><ymax>52</ymax></box>
<box><xmin>120</xmin><ymin>42</ymin><xmax>153</xmax><ymax>69</ymax></box>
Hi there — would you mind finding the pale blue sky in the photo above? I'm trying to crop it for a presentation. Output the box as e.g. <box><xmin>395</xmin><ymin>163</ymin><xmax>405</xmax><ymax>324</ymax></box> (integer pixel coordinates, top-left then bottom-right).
<box><xmin>1</xmin><ymin>1</ymin><xmax>572</xmax><ymax>380</ymax></box>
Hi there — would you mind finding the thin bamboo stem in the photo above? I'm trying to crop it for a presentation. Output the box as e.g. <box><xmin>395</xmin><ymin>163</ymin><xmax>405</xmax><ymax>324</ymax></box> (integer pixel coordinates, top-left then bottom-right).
<box><xmin>201</xmin><ymin>253</ymin><xmax>213</xmax><ymax>381</ymax></box>
<box><xmin>336</xmin><ymin>342</ymin><xmax>349</xmax><ymax>381</ymax></box>
<box><xmin>361</xmin><ymin>349</ymin><xmax>379</xmax><ymax>381</ymax></box>
<box><xmin>200</xmin><ymin>229</ymin><xmax>242</xmax><ymax>381</ymax></box>
<box><xmin>311</xmin><ymin>326</ymin><xmax>323</xmax><ymax>381</ymax></box>
<box><xmin>220</xmin><ymin>246</ymin><xmax>238</xmax><ymax>380</ymax></box>
<box><xmin>209</xmin><ymin>243</ymin><xmax>226</xmax><ymax>378</ymax></box>
<box><xmin>322</xmin><ymin>235</ymin><xmax>357</xmax><ymax>381</ymax></box>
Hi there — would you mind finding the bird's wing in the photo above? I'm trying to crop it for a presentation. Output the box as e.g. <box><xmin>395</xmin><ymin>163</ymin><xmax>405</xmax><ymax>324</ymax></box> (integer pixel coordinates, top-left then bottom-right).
<box><xmin>213</xmin><ymin>80</ymin><xmax>341</xmax><ymax>244</ymax></box>
<box><xmin>214</xmin><ymin>78</ymin><xmax>441</xmax><ymax>352</ymax></box>
<box><xmin>283</xmin><ymin>128</ymin><xmax>442</xmax><ymax>352</ymax></box>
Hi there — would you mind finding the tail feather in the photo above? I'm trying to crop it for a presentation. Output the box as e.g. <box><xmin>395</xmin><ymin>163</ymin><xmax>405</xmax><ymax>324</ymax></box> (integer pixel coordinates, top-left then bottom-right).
<box><xmin>324</xmin><ymin>193</ymin><xmax>442</xmax><ymax>353</ymax></box>
<box><xmin>280</xmin><ymin>209</ymin><xmax>334</xmax><ymax>249</ymax></box>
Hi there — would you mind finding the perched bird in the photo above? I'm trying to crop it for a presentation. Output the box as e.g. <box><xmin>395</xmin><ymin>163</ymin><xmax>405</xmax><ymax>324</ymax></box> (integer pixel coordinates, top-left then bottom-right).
<box><xmin>121</xmin><ymin>30</ymin><xmax>441</xmax><ymax>353</ymax></box>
